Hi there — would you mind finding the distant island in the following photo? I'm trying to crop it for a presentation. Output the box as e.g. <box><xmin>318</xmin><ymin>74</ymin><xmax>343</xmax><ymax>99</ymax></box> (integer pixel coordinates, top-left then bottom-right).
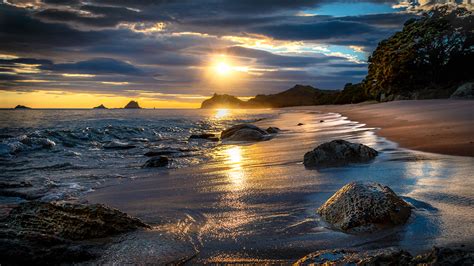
<box><xmin>14</xmin><ymin>105</ymin><xmax>31</xmax><ymax>109</ymax></box>
<box><xmin>202</xmin><ymin>7</ymin><xmax>473</xmax><ymax>109</ymax></box>
<box><xmin>201</xmin><ymin>85</ymin><xmax>340</xmax><ymax>108</ymax></box>
<box><xmin>93</xmin><ymin>104</ymin><xmax>108</xmax><ymax>109</ymax></box>
<box><xmin>124</xmin><ymin>100</ymin><xmax>141</xmax><ymax>109</ymax></box>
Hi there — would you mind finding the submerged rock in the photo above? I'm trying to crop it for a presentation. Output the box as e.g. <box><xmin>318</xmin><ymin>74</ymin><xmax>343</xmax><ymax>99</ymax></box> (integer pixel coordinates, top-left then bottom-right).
<box><xmin>317</xmin><ymin>182</ymin><xmax>412</xmax><ymax>233</ymax></box>
<box><xmin>266</xmin><ymin>127</ymin><xmax>280</xmax><ymax>134</ymax></box>
<box><xmin>144</xmin><ymin>149</ymin><xmax>180</xmax><ymax>157</ymax></box>
<box><xmin>103</xmin><ymin>140</ymin><xmax>136</xmax><ymax>150</ymax></box>
<box><xmin>19</xmin><ymin>136</ymin><xmax>56</xmax><ymax>149</ymax></box>
<box><xmin>295</xmin><ymin>247</ymin><xmax>474</xmax><ymax>265</ymax></box>
<box><xmin>143</xmin><ymin>156</ymin><xmax>169</xmax><ymax>167</ymax></box>
<box><xmin>189</xmin><ymin>133</ymin><xmax>219</xmax><ymax>141</ymax></box>
<box><xmin>221</xmin><ymin>124</ymin><xmax>270</xmax><ymax>141</ymax></box>
<box><xmin>451</xmin><ymin>82</ymin><xmax>474</xmax><ymax>99</ymax></box>
<box><xmin>303</xmin><ymin>139</ymin><xmax>378</xmax><ymax>168</ymax></box>
<box><xmin>0</xmin><ymin>201</ymin><xmax>149</xmax><ymax>264</ymax></box>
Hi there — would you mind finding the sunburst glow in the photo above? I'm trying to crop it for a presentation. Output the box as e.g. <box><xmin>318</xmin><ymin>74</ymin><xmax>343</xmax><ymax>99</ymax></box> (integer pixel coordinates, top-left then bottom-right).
<box><xmin>215</xmin><ymin>62</ymin><xmax>231</xmax><ymax>75</ymax></box>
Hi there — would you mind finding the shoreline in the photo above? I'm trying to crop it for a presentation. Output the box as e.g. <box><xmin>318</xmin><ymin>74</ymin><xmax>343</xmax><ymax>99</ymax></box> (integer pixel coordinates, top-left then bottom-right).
<box><xmin>294</xmin><ymin>99</ymin><xmax>474</xmax><ymax>157</ymax></box>
<box><xmin>84</xmin><ymin>109</ymin><xmax>474</xmax><ymax>263</ymax></box>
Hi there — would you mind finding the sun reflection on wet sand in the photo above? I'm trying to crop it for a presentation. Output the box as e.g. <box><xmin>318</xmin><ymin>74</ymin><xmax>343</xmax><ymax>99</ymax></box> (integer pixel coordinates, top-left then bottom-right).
<box><xmin>224</xmin><ymin>146</ymin><xmax>245</xmax><ymax>189</ymax></box>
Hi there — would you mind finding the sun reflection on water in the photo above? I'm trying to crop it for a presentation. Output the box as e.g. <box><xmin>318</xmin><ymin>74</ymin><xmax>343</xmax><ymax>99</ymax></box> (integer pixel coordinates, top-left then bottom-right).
<box><xmin>214</xmin><ymin>108</ymin><xmax>229</xmax><ymax>119</ymax></box>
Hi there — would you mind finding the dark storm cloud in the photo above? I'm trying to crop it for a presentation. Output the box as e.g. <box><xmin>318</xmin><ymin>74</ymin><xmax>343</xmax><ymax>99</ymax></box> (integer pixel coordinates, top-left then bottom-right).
<box><xmin>0</xmin><ymin>5</ymin><xmax>108</xmax><ymax>52</ymax></box>
<box><xmin>252</xmin><ymin>20</ymin><xmax>378</xmax><ymax>41</ymax></box>
<box><xmin>0</xmin><ymin>0</ymin><xmax>412</xmax><ymax>96</ymax></box>
<box><xmin>0</xmin><ymin>58</ymin><xmax>53</xmax><ymax>65</ymax></box>
<box><xmin>41</xmin><ymin>58</ymin><xmax>144</xmax><ymax>75</ymax></box>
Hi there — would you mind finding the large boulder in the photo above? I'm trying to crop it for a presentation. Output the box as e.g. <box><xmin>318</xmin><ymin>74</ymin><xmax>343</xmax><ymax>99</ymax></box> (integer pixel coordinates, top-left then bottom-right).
<box><xmin>220</xmin><ymin>124</ymin><xmax>269</xmax><ymax>141</ymax></box>
<box><xmin>451</xmin><ymin>82</ymin><xmax>474</xmax><ymax>99</ymax></box>
<box><xmin>317</xmin><ymin>182</ymin><xmax>412</xmax><ymax>233</ymax></box>
<box><xmin>303</xmin><ymin>139</ymin><xmax>378</xmax><ymax>168</ymax></box>
<box><xmin>0</xmin><ymin>201</ymin><xmax>149</xmax><ymax>264</ymax></box>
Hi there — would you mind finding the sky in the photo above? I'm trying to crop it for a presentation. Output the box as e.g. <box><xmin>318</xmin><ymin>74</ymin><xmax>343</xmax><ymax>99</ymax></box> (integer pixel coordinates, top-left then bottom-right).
<box><xmin>0</xmin><ymin>0</ymin><xmax>416</xmax><ymax>108</ymax></box>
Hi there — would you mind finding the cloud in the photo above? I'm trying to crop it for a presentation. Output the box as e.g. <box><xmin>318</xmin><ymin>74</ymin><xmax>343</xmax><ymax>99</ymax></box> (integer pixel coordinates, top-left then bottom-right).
<box><xmin>41</xmin><ymin>58</ymin><xmax>144</xmax><ymax>75</ymax></box>
<box><xmin>0</xmin><ymin>0</ymin><xmax>415</xmax><ymax>98</ymax></box>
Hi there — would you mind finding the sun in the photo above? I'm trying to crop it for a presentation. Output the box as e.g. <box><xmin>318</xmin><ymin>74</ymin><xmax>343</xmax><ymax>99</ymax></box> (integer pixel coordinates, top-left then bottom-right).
<box><xmin>215</xmin><ymin>62</ymin><xmax>231</xmax><ymax>75</ymax></box>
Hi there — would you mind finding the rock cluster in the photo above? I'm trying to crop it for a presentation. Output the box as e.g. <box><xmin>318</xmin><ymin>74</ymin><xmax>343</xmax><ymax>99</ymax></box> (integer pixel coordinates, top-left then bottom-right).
<box><xmin>317</xmin><ymin>182</ymin><xmax>412</xmax><ymax>233</ymax></box>
<box><xmin>303</xmin><ymin>139</ymin><xmax>378</xmax><ymax>168</ymax></box>
<box><xmin>0</xmin><ymin>201</ymin><xmax>149</xmax><ymax>264</ymax></box>
<box><xmin>295</xmin><ymin>247</ymin><xmax>474</xmax><ymax>265</ymax></box>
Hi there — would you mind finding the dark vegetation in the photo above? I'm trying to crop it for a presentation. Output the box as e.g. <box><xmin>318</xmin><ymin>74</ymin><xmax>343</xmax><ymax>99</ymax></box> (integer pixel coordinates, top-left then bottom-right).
<box><xmin>201</xmin><ymin>7</ymin><xmax>473</xmax><ymax>108</ymax></box>
<box><xmin>364</xmin><ymin>7</ymin><xmax>473</xmax><ymax>101</ymax></box>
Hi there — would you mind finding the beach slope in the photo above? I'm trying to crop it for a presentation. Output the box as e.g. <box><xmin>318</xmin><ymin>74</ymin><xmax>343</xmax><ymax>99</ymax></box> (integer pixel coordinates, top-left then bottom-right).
<box><xmin>310</xmin><ymin>100</ymin><xmax>474</xmax><ymax>157</ymax></box>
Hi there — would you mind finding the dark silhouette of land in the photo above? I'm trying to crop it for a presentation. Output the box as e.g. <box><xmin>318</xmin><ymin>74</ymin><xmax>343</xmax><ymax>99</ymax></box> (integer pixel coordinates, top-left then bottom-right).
<box><xmin>124</xmin><ymin>101</ymin><xmax>141</xmax><ymax>109</ymax></box>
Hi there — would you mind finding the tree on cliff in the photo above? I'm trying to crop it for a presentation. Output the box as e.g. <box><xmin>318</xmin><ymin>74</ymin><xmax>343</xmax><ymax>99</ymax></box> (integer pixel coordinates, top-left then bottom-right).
<box><xmin>363</xmin><ymin>7</ymin><xmax>474</xmax><ymax>101</ymax></box>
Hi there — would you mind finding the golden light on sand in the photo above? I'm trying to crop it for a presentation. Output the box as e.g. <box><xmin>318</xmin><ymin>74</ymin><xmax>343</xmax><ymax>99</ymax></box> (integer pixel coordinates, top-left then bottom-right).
<box><xmin>226</xmin><ymin>146</ymin><xmax>242</xmax><ymax>164</ymax></box>
<box><xmin>224</xmin><ymin>146</ymin><xmax>245</xmax><ymax>188</ymax></box>
<box><xmin>215</xmin><ymin>108</ymin><xmax>230</xmax><ymax>119</ymax></box>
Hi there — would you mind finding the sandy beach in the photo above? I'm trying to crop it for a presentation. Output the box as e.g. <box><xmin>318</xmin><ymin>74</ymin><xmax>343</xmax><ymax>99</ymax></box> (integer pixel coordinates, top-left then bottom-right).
<box><xmin>85</xmin><ymin>104</ymin><xmax>474</xmax><ymax>263</ymax></box>
<box><xmin>307</xmin><ymin>100</ymin><xmax>474</xmax><ymax>157</ymax></box>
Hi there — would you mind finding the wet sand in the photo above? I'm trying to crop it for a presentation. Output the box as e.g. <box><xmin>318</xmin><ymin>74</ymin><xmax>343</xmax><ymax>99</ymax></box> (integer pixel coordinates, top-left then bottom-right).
<box><xmin>305</xmin><ymin>100</ymin><xmax>474</xmax><ymax>157</ymax></box>
<box><xmin>87</xmin><ymin>109</ymin><xmax>474</xmax><ymax>264</ymax></box>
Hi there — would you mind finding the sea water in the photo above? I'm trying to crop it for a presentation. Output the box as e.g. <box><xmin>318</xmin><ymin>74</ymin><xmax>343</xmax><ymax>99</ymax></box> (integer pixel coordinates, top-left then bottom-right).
<box><xmin>1</xmin><ymin>108</ymin><xmax>473</xmax><ymax>262</ymax></box>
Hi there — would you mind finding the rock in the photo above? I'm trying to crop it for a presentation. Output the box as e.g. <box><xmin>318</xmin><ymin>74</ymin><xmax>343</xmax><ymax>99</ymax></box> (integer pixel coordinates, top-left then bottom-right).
<box><xmin>124</xmin><ymin>100</ymin><xmax>141</xmax><ymax>109</ymax></box>
<box><xmin>320</xmin><ymin>120</ymin><xmax>324</xmax><ymax>123</ymax></box>
<box><xmin>297</xmin><ymin>123</ymin><xmax>304</xmax><ymax>126</ymax></box>
<box><xmin>143</xmin><ymin>156</ymin><xmax>169</xmax><ymax>167</ymax></box>
<box><xmin>451</xmin><ymin>82</ymin><xmax>474</xmax><ymax>99</ymax></box>
<box><xmin>0</xmin><ymin>201</ymin><xmax>149</xmax><ymax>264</ymax></box>
<box><xmin>295</xmin><ymin>247</ymin><xmax>474</xmax><ymax>265</ymax></box>
<box><xmin>189</xmin><ymin>133</ymin><xmax>219</xmax><ymax>141</ymax></box>
<box><xmin>14</xmin><ymin>105</ymin><xmax>31</xmax><ymax>109</ymax></box>
<box><xmin>103</xmin><ymin>140</ymin><xmax>136</xmax><ymax>150</ymax></box>
<box><xmin>412</xmin><ymin>247</ymin><xmax>474</xmax><ymax>265</ymax></box>
<box><xmin>295</xmin><ymin>248</ymin><xmax>413</xmax><ymax>265</ymax></box>
<box><xmin>303</xmin><ymin>139</ymin><xmax>378</xmax><ymax>168</ymax></box>
<box><xmin>144</xmin><ymin>149</ymin><xmax>180</xmax><ymax>157</ymax></box>
<box><xmin>221</xmin><ymin>124</ymin><xmax>269</xmax><ymax>141</ymax></box>
<box><xmin>20</xmin><ymin>136</ymin><xmax>56</xmax><ymax>149</ymax></box>
<box><xmin>201</xmin><ymin>93</ymin><xmax>249</xmax><ymax>109</ymax></box>
<box><xmin>93</xmin><ymin>104</ymin><xmax>108</xmax><ymax>109</ymax></box>
<box><xmin>266</xmin><ymin>127</ymin><xmax>280</xmax><ymax>134</ymax></box>
<box><xmin>317</xmin><ymin>182</ymin><xmax>412</xmax><ymax>233</ymax></box>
